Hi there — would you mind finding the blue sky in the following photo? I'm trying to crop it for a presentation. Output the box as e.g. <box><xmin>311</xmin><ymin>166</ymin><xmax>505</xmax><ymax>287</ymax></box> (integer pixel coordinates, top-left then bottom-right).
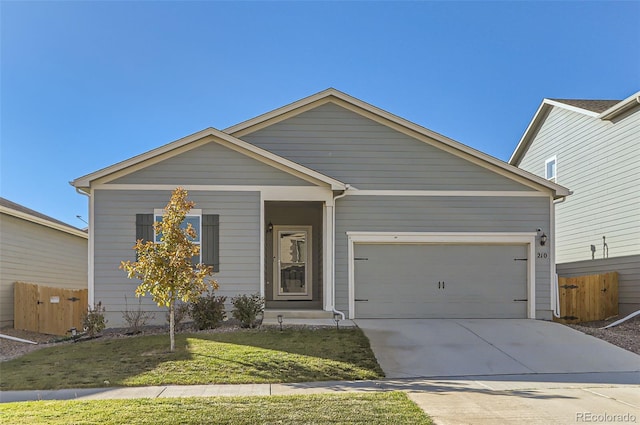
<box><xmin>1</xmin><ymin>1</ymin><xmax>638</xmax><ymax>227</ymax></box>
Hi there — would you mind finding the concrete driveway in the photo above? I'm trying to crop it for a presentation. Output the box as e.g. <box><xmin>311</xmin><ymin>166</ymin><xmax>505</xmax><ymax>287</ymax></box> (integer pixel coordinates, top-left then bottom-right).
<box><xmin>355</xmin><ymin>319</ymin><xmax>640</xmax><ymax>424</ymax></box>
<box><xmin>354</xmin><ymin>319</ymin><xmax>640</xmax><ymax>379</ymax></box>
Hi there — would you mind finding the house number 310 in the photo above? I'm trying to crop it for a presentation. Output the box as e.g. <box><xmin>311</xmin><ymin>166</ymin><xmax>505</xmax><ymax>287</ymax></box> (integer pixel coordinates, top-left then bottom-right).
<box><xmin>537</xmin><ymin>252</ymin><xmax>548</xmax><ymax>259</ymax></box>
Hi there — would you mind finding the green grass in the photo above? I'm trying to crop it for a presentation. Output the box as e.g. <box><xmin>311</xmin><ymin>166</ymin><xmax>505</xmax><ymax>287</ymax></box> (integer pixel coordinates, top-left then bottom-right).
<box><xmin>0</xmin><ymin>328</ymin><xmax>383</xmax><ymax>390</ymax></box>
<box><xmin>0</xmin><ymin>392</ymin><xmax>432</xmax><ymax>425</ymax></box>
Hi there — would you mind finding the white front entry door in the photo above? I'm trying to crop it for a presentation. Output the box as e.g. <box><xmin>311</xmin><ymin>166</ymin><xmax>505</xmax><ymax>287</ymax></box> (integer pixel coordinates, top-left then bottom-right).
<box><xmin>273</xmin><ymin>226</ymin><xmax>312</xmax><ymax>300</ymax></box>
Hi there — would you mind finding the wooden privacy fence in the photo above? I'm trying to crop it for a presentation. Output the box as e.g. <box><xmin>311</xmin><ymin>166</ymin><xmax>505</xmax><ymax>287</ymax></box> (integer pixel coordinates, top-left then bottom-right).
<box><xmin>554</xmin><ymin>272</ymin><xmax>618</xmax><ymax>324</ymax></box>
<box><xmin>14</xmin><ymin>282</ymin><xmax>88</xmax><ymax>336</ymax></box>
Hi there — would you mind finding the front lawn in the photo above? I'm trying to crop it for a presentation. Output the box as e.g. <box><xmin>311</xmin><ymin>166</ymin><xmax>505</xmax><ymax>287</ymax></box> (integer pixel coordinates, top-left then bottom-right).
<box><xmin>0</xmin><ymin>327</ymin><xmax>383</xmax><ymax>390</ymax></box>
<box><xmin>0</xmin><ymin>392</ymin><xmax>432</xmax><ymax>424</ymax></box>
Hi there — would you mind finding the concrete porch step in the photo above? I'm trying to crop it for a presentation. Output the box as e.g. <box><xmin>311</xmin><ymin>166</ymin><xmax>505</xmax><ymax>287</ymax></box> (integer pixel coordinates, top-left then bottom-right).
<box><xmin>263</xmin><ymin>309</ymin><xmax>334</xmax><ymax>319</ymax></box>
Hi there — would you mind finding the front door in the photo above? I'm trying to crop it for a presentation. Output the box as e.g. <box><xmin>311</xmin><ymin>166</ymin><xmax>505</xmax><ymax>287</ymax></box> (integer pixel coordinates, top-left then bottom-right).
<box><xmin>273</xmin><ymin>226</ymin><xmax>312</xmax><ymax>300</ymax></box>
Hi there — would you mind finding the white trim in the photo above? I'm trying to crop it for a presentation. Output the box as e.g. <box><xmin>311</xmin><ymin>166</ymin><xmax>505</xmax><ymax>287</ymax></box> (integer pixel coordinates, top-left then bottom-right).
<box><xmin>545</xmin><ymin>156</ymin><xmax>557</xmax><ymax>182</ymax></box>
<box><xmin>0</xmin><ymin>205</ymin><xmax>88</xmax><ymax>239</ymax></box>
<box><xmin>599</xmin><ymin>92</ymin><xmax>640</xmax><ymax>120</ymax></box>
<box><xmin>346</xmin><ymin>190</ymin><xmax>548</xmax><ymax>198</ymax></box>
<box><xmin>88</xmin><ymin>189</ymin><xmax>95</xmax><ymax>306</ymax></box>
<box><xmin>322</xmin><ymin>203</ymin><xmax>333</xmax><ymax>311</ymax></box>
<box><xmin>93</xmin><ymin>184</ymin><xmax>336</xmax><ymax>201</ymax></box>
<box><xmin>72</xmin><ymin>128</ymin><xmax>347</xmax><ymax>190</ymax></box>
<box><xmin>346</xmin><ymin>232</ymin><xmax>537</xmax><ymax>319</ymax></box>
<box><xmin>259</xmin><ymin>193</ymin><xmax>265</xmax><ymax>298</ymax></box>
<box><xmin>226</xmin><ymin>88</ymin><xmax>569</xmax><ymax>199</ymax></box>
<box><xmin>550</xmin><ymin>197</ymin><xmax>556</xmax><ymax>311</ymax></box>
<box><xmin>273</xmin><ymin>225</ymin><xmax>313</xmax><ymax>300</ymax></box>
<box><xmin>544</xmin><ymin>99</ymin><xmax>601</xmax><ymax>117</ymax></box>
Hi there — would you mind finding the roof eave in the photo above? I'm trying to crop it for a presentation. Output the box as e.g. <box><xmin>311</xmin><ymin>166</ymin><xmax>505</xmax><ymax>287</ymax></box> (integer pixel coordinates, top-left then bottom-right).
<box><xmin>71</xmin><ymin>127</ymin><xmax>346</xmax><ymax>191</ymax></box>
<box><xmin>599</xmin><ymin>91</ymin><xmax>640</xmax><ymax>120</ymax></box>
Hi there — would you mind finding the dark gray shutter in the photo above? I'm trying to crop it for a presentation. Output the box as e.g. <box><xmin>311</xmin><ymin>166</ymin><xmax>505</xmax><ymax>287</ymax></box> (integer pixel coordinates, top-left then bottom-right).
<box><xmin>202</xmin><ymin>214</ymin><xmax>219</xmax><ymax>272</ymax></box>
<box><xmin>136</xmin><ymin>214</ymin><xmax>154</xmax><ymax>242</ymax></box>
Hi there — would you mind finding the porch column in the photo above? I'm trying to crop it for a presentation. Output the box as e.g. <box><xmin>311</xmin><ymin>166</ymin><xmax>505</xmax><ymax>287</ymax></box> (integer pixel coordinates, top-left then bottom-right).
<box><xmin>323</xmin><ymin>203</ymin><xmax>334</xmax><ymax>311</ymax></box>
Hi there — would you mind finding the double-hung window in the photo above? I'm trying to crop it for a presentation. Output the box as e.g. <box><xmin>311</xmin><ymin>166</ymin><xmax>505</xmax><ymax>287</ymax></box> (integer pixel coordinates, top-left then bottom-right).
<box><xmin>545</xmin><ymin>156</ymin><xmax>557</xmax><ymax>182</ymax></box>
<box><xmin>154</xmin><ymin>209</ymin><xmax>202</xmax><ymax>264</ymax></box>
<box><xmin>136</xmin><ymin>211</ymin><xmax>219</xmax><ymax>272</ymax></box>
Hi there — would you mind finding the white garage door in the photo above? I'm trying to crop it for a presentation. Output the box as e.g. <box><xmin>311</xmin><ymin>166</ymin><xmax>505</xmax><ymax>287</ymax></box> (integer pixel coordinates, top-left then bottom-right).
<box><xmin>354</xmin><ymin>244</ymin><xmax>528</xmax><ymax>318</ymax></box>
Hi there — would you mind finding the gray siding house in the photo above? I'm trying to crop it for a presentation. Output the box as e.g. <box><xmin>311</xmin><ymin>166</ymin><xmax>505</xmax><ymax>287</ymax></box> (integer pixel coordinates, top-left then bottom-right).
<box><xmin>73</xmin><ymin>89</ymin><xmax>569</xmax><ymax>327</ymax></box>
<box><xmin>0</xmin><ymin>198</ymin><xmax>88</xmax><ymax>327</ymax></box>
<box><xmin>510</xmin><ymin>91</ymin><xmax>640</xmax><ymax>314</ymax></box>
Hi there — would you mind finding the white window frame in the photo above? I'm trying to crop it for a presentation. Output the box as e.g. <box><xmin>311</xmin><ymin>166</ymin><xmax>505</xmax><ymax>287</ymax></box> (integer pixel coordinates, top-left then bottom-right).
<box><xmin>154</xmin><ymin>208</ymin><xmax>202</xmax><ymax>263</ymax></box>
<box><xmin>545</xmin><ymin>156</ymin><xmax>557</xmax><ymax>182</ymax></box>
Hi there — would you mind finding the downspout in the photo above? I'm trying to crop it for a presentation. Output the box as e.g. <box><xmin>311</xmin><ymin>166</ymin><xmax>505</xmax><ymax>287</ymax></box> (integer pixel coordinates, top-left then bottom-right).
<box><xmin>330</xmin><ymin>185</ymin><xmax>350</xmax><ymax>320</ymax></box>
<box><xmin>74</xmin><ymin>186</ymin><xmax>92</xmax><ymax>305</ymax></box>
<box><xmin>552</xmin><ymin>273</ymin><xmax>561</xmax><ymax>318</ymax></box>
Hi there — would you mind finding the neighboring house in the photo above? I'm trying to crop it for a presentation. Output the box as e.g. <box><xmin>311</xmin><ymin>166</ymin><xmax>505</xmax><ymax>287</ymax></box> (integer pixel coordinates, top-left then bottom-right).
<box><xmin>0</xmin><ymin>198</ymin><xmax>88</xmax><ymax>328</ymax></box>
<box><xmin>72</xmin><ymin>88</ymin><xmax>569</xmax><ymax>327</ymax></box>
<box><xmin>510</xmin><ymin>91</ymin><xmax>640</xmax><ymax>315</ymax></box>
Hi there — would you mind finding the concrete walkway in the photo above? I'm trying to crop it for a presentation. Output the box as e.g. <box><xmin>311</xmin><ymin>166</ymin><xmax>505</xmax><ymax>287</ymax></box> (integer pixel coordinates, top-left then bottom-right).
<box><xmin>2</xmin><ymin>376</ymin><xmax>639</xmax><ymax>424</ymax></box>
<box><xmin>2</xmin><ymin>319</ymin><xmax>639</xmax><ymax>424</ymax></box>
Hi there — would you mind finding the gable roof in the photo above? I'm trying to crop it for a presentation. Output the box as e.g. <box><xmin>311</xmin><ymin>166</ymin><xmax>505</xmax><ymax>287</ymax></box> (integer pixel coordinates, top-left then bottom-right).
<box><xmin>72</xmin><ymin>89</ymin><xmax>570</xmax><ymax>199</ymax></box>
<box><xmin>226</xmin><ymin>88</ymin><xmax>569</xmax><ymax>198</ymax></box>
<box><xmin>510</xmin><ymin>91</ymin><xmax>640</xmax><ymax>165</ymax></box>
<box><xmin>548</xmin><ymin>99</ymin><xmax>620</xmax><ymax>113</ymax></box>
<box><xmin>0</xmin><ymin>197</ymin><xmax>88</xmax><ymax>238</ymax></box>
<box><xmin>72</xmin><ymin>127</ymin><xmax>348</xmax><ymax>191</ymax></box>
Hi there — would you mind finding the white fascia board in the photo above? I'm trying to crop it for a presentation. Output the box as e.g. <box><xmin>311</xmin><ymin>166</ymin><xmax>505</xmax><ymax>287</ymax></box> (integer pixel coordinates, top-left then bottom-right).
<box><xmin>346</xmin><ymin>231</ymin><xmax>537</xmax><ymax>244</ymax></box>
<box><xmin>72</xmin><ymin>127</ymin><xmax>346</xmax><ymax>191</ymax></box>
<box><xmin>0</xmin><ymin>205</ymin><xmax>88</xmax><ymax>239</ymax></box>
<box><xmin>93</xmin><ymin>184</ymin><xmax>334</xmax><ymax>202</ymax></box>
<box><xmin>509</xmin><ymin>101</ymin><xmax>550</xmax><ymax>165</ymax></box>
<box><xmin>224</xmin><ymin>88</ymin><xmax>568</xmax><ymax>198</ymax></box>
<box><xmin>544</xmin><ymin>99</ymin><xmax>600</xmax><ymax>117</ymax></box>
<box><xmin>346</xmin><ymin>190</ymin><xmax>549</xmax><ymax>197</ymax></box>
<box><xmin>599</xmin><ymin>91</ymin><xmax>640</xmax><ymax>120</ymax></box>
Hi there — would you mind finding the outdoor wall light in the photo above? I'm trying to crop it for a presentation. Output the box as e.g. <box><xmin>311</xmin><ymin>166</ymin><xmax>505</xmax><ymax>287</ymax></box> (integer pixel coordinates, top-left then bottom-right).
<box><xmin>540</xmin><ymin>233</ymin><xmax>547</xmax><ymax>246</ymax></box>
<box><xmin>267</xmin><ymin>222</ymin><xmax>273</xmax><ymax>233</ymax></box>
<box><xmin>277</xmin><ymin>314</ymin><xmax>283</xmax><ymax>331</ymax></box>
<box><xmin>536</xmin><ymin>228</ymin><xmax>547</xmax><ymax>246</ymax></box>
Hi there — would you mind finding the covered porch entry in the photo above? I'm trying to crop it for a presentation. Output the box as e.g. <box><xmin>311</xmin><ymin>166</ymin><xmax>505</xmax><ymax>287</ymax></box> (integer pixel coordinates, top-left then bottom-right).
<box><xmin>264</xmin><ymin>201</ymin><xmax>331</xmax><ymax>317</ymax></box>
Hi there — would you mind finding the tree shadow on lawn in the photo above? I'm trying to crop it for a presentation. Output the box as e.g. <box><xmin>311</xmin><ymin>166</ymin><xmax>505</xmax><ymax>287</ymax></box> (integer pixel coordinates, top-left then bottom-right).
<box><xmin>0</xmin><ymin>327</ymin><xmax>383</xmax><ymax>390</ymax></box>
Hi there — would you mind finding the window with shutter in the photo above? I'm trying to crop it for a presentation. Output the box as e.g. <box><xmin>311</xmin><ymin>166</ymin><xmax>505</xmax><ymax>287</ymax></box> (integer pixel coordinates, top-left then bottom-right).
<box><xmin>136</xmin><ymin>212</ymin><xmax>219</xmax><ymax>272</ymax></box>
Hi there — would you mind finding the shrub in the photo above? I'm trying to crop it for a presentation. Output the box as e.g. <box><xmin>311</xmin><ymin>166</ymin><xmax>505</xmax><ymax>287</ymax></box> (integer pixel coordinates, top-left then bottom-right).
<box><xmin>122</xmin><ymin>296</ymin><xmax>155</xmax><ymax>334</ymax></box>
<box><xmin>231</xmin><ymin>293</ymin><xmax>264</xmax><ymax>328</ymax></box>
<box><xmin>189</xmin><ymin>291</ymin><xmax>227</xmax><ymax>330</ymax></box>
<box><xmin>171</xmin><ymin>301</ymin><xmax>191</xmax><ymax>331</ymax></box>
<box><xmin>83</xmin><ymin>301</ymin><xmax>107</xmax><ymax>337</ymax></box>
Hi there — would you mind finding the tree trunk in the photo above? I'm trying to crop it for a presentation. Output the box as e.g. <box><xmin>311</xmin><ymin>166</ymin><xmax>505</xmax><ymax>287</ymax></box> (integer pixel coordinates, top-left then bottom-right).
<box><xmin>169</xmin><ymin>301</ymin><xmax>175</xmax><ymax>352</ymax></box>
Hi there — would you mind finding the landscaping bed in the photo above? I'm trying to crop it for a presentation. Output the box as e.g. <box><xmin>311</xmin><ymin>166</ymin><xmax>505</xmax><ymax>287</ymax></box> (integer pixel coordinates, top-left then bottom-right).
<box><xmin>565</xmin><ymin>315</ymin><xmax>640</xmax><ymax>355</ymax></box>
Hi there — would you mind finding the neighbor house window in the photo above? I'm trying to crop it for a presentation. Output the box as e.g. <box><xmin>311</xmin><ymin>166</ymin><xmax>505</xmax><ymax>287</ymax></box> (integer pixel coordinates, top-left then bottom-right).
<box><xmin>155</xmin><ymin>209</ymin><xmax>202</xmax><ymax>263</ymax></box>
<box><xmin>545</xmin><ymin>156</ymin><xmax>557</xmax><ymax>182</ymax></box>
<box><xmin>136</xmin><ymin>211</ymin><xmax>219</xmax><ymax>272</ymax></box>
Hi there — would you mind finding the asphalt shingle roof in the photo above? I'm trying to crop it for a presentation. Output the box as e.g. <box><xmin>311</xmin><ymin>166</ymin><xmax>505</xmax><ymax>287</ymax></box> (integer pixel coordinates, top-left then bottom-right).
<box><xmin>549</xmin><ymin>99</ymin><xmax>620</xmax><ymax>113</ymax></box>
<box><xmin>0</xmin><ymin>197</ymin><xmax>85</xmax><ymax>232</ymax></box>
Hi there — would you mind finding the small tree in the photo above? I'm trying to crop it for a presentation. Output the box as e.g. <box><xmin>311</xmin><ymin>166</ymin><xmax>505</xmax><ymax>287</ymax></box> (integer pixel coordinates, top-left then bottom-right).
<box><xmin>120</xmin><ymin>187</ymin><xmax>217</xmax><ymax>351</ymax></box>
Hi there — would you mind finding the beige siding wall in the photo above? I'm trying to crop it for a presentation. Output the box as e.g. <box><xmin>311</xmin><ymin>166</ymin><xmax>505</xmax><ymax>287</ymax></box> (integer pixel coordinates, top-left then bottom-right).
<box><xmin>0</xmin><ymin>214</ymin><xmax>88</xmax><ymax>327</ymax></box>
<box><xmin>518</xmin><ymin>107</ymin><xmax>640</xmax><ymax>262</ymax></box>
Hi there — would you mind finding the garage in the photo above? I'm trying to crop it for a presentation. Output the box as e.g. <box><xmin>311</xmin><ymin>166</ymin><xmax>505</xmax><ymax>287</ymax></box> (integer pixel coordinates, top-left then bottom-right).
<box><xmin>353</xmin><ymin>243</ymin><xmax>530</xmax><ymax>319</ymax></box>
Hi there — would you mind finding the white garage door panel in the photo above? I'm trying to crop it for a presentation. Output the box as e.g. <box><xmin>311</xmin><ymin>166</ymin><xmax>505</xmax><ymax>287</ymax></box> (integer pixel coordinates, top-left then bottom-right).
<box><xmin>354</xmin><ymin>244</ymin><xmax>527</xmax><ymax>318</ymax></box>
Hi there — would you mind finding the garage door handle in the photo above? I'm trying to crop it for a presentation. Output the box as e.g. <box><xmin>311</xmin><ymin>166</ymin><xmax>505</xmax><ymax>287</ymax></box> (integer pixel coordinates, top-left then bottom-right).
<box><xmin>513</xmin><ymin>299</ymin><xmax>528</xmax><ymax>302</ymax></box>
<box><xmin>354</xmin><ymin>299</ymin><xmax>369</xmax><ymax>302</ymax></box>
